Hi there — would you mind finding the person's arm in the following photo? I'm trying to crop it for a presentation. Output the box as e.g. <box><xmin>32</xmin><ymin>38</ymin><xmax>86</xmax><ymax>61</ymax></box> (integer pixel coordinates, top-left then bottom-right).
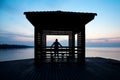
<box><xmin>51</xmin><ymin>42</ymin><xmax>54</xmax><ymax>47</ymax></box>
<box><xmin>58</xmin><ymin>42</ymin><xmax>62</xmax><ymax>47</ymax></box>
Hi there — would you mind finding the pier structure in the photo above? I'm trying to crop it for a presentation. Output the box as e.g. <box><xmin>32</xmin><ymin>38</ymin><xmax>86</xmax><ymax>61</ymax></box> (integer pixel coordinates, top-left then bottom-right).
<box><xmin>24</xmin><ymin>11</ymin><xmax>97</xmax><ymax>64</ymax></box>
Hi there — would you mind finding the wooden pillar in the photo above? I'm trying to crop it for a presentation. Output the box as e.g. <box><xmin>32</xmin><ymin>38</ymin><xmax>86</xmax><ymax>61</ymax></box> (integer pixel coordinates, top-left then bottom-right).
<box><xmin>77</xmin><ymin>27</ymin><xmax>85</xmax><ymax>64</ymax></box>
<box><xmin>42</xmin><ymin>33</ymin><xmax>46</xmax><ymax>58</ymax></box>
<box><xmin>72</xmin><ymin>31</ymin><xmax>75</xmax><ymax>58</ymax></box>
<box><xmin>35</xmin><ymin>28</ymin><xmax>43</xmax><ymax>63</ymax></box>
<box><xmin>69</xmin><ymin>32</ymin><xmax>72</xmax><ymax>48</ymax></box>
<box><xmin>77</xmin><ymin>32</ymin><xmax>81</xmax><ymax>63</ymax></box>
<box><xmin>42</xmin><ymin>33</ymin><xmax>46</xmax><ymax>47</ymax></box>
<box><xmin>69</xmin><ymin>31</ymin><xmax>75</xmax><ymax>58</ymax></box>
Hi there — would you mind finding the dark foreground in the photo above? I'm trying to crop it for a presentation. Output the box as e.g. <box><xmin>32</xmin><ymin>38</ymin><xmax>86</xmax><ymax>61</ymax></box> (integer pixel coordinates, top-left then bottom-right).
<box><xmin>0</xmin><ymin>57</ymin><xmax>120</xmax><ymax>80</ymax></box>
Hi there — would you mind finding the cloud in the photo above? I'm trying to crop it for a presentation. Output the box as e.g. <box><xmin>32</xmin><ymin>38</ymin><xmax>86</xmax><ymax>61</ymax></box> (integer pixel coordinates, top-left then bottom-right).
<box><xmin>0</xmin><ymin>31</ymin><xmax>34</xmax><ymax>45</ymax></box>
<box><xmin>13</xmin><ymin>36</ymin><xmax>33</xmax><ymax>42</ymax></box>
<box><xmin>86</xmin><ymin>37</ymin><xmax>120</xmax><ymax>43</ymax></box>
<box><xmin>86</xmin><ymin>37</ymin><xmax>120</xmax><ymax>47</ymax></box>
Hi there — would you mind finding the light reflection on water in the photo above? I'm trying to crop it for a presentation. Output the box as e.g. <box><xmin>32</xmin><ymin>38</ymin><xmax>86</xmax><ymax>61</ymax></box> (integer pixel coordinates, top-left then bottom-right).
<box><xmin>86</xmin><ymin>47</ymin><xmax>120</xmax><ymax>61</ymax></box>
<box><xmin>0</xmin><ymin>47</ymin><xmax>120</xmax><ymax>61</ymax></box>
<box><xmin>0</xmin><ymin>48</ymin><xmax>34</xmax><ymax>61</ymax></box>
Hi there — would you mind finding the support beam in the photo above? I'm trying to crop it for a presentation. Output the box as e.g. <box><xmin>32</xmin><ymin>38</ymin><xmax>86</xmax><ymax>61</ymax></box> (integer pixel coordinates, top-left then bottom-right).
<box><xmin>42</xmin><ymin>33</ymin><xmax>46</xmax><ymax>47</ymax></box>
<box><xmin>72</xmin><ymin>31</ymin><xmax>75</xmax><ymax>58</ymax></box>
<box><xmin>77</xmin><ymin>32</ymin><xmax>81</xmax><ymax>63</ymax></box>
<box><xmin>42</xmin><ymin>33</ymin><xmax>46</xmax><ymax>57</ymax></box>
<box><xmin>35</xmin><ymin>29</ymin><xmax>43</xmax><ymax>63</ymax></box>
<box><xmin>69</xmin><ymin>31</ymin><xmax>72</xmax><ymax>57</ymax></box>
<box><xmin>77</xmin><ymin>27</ymin><xmax>85</xmax><ymax>64</ymax></box>
<box><xmin>68</xmin><ymin>31</ymin><xmax>75</xmax><ymax>59</ymax></box>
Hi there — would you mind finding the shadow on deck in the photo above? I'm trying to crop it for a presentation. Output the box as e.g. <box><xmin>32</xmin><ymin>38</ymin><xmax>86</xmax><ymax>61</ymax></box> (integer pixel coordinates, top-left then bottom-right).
<box><xmin>0</xmin><ymin>57</ymin><xmax>120</xmax><ymax>80</ymax></box>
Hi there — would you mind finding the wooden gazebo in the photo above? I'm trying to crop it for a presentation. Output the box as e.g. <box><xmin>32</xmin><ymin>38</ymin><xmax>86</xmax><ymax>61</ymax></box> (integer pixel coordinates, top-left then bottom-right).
<box><xmin>24</xmin><ymin>11</ymin><xmax>97</xmax><ymax>64</ymax></box>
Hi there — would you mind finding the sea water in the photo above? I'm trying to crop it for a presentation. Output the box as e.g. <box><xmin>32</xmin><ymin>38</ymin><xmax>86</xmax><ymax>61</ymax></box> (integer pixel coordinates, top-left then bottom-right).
<box><xmin>0</xmin><ymin>47</ymin><xmax>120</xmax><ymax>62</ymax></box>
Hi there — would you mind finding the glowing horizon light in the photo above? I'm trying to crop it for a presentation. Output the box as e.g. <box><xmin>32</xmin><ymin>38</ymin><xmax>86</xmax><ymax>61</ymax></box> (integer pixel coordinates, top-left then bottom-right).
<box><xmin>47</xmin><ymin>35</ymin><xmax>68</xmax><ymax>42</ymax></box>
<box><xmin>46</xmin><ymin>35</ymin><xmax>68</xmax><ymax>46</ymax></box>
<box><xmin>13</xmin><ymin>36</ymin><xmax>34</xmax><ymax>42</ymax></box>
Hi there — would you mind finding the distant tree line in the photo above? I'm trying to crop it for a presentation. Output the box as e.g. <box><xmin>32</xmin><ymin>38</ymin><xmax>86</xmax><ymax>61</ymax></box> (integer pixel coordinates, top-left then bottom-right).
<box><xmin>0</xmin><ymin>44</ymin><xmax>34</xmax><ymax>49</ymax></box>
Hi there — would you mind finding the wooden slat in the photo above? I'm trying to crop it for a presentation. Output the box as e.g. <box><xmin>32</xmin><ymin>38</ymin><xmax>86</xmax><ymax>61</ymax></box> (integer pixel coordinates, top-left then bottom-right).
<box><xmin>0</xmin><ymin>58</ymin><xmax>120</xmax><ymax>80</ymax></box>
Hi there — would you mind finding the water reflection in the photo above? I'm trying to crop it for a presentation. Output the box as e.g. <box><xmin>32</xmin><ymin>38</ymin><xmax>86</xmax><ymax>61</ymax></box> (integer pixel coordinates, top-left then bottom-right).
<box><xmin>0</xmin><ymin>48</ymin><xmax>34</xmax><ymax>61</ymax></box>
<box><xmin>86</xmin><ymin>47</ymin><xmax>120</xmax><ymax>61</ymax></box>
<box><xmin>0</xmin><ymin>47</ymin><xmax>120</xmax><ymax>62</ymax></box>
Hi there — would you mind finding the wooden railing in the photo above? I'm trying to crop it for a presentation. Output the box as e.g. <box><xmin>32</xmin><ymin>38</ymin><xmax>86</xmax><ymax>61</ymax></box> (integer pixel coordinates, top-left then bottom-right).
<box><xmin>41</xmin><ymin>46</ymin><xmax>81</xmax><ymax>55</ymax></box>
<box><xmin>38</xmin><ymin>46</ymin><xmax>82</xmax><ymax>62</ymax></box>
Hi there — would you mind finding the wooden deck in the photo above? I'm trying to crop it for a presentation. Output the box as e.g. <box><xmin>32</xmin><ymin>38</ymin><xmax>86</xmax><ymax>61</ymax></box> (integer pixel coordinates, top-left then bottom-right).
<box><xmin>0</xmin><ymin>57</ymin><xmax>120</xmax><ymax>80</ymax></box>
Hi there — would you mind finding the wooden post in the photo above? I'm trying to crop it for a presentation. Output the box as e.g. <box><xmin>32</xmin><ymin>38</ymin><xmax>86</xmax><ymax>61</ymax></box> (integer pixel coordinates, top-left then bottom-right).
<box><xmin>35</xmin><ymin>29</ymin><xmax>43</xmax><ymax>63</ymax></box>
<box><xmin>68</xmin><ymin>31</ymin><xmax>75</xmax><ymax>62</ymax></box>
<box><xmin>77</xmin><ymin>27</ymin><xmax>85</xmax><ymax>64</ymax></box>
<box><xmin>42</xmin><ymin>33</ymin><xmax>46</xmax><ymax>58</ymax></box>
<box><xmin>72</xmin><ymin>31</ymin><xmax>75</xmax><ymax>58</ymax></box>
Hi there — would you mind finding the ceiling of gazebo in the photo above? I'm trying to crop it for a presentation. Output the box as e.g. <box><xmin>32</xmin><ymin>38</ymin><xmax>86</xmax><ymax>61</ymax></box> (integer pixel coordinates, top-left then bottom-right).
<box><xmin>24</xmin><ymin>11</ymin><xmax>97</xmax><ymax>32</ymax></box>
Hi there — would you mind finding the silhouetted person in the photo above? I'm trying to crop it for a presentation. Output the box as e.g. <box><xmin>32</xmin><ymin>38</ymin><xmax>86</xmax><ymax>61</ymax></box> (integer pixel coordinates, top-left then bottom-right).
<box><xmin>51</xmin><ymin>39</ymin><xmax>62</xmax><ymax>56</ymax></box>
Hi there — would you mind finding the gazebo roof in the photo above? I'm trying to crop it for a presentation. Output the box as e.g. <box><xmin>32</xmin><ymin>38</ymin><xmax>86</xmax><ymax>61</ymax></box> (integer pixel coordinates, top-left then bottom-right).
<box><xmin>24</xmin><ymin>11</ymin><xmax>97</xmax><ymax>32</ymax></box>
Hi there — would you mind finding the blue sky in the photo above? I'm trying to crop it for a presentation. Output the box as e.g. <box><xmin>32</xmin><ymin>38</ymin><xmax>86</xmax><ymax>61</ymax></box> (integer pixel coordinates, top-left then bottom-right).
<box><xmin>0</xmin><ymin>0</ymin><xmax>120</xmax><ymax>47</ymax></box>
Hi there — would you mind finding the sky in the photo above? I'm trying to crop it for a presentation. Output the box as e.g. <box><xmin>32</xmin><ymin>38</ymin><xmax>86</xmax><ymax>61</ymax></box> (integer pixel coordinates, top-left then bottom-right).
<box><xmin>0</xmin><ymin>0</ymin><xmax>120</xmax><ymax>47</ymax></box>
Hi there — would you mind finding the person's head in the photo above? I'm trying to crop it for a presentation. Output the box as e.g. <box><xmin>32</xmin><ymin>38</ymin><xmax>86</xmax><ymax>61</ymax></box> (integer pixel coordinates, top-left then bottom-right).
<box><xmin>55</xmin><ymin>39</ymin><xmax>58</xmax><ymax>42</ymax></box>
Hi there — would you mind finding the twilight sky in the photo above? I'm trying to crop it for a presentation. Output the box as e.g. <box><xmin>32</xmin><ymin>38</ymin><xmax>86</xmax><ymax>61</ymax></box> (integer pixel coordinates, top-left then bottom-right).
<box><xmin>0</xmin><ymin>0</ymin><xmax>120</xmax><ymax>47</ymax></box>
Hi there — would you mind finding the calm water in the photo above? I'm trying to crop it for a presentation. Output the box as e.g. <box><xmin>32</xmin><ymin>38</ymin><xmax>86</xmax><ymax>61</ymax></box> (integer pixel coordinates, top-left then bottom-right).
<box><xmin>0</xmin><ymin>48</ymin><xmax>34</xmax><ymax>61</ymax></box>
<box><xmin>86</xmin><ymin>47</ymin><xmax>120</xmax><ymax>61</ymax></box>
<box><xmin>0</xmin><ymin>47</ymin><xmax>120</xmax><ymax>62</ymax></box>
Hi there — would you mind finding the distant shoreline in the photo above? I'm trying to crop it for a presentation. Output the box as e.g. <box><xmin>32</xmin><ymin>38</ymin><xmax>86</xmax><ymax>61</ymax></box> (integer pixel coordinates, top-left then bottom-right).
<box><xmin>0</xmin><ymin>44</ymin><xmax>34</xmax><ymax>49</ymax></box>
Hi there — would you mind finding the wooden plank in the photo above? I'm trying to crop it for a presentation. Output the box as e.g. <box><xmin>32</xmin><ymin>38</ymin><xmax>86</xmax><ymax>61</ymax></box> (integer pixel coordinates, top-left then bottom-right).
<box><xmin>0</xmin><ymin>58</ymin><xmax>120</xmax><ymax>80</ymax></box>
